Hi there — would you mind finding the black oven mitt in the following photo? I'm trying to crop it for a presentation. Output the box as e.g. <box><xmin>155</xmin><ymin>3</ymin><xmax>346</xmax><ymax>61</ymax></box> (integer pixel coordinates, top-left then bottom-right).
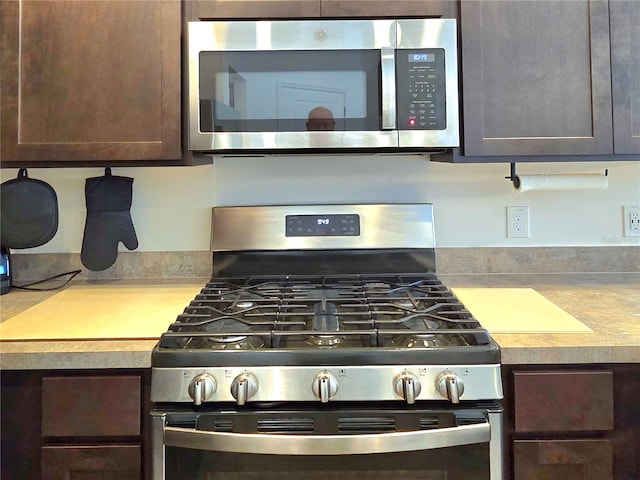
<box><xmin>81</xmin><ymin>168</ymin><xmax>138</xmax><ymax>271</ymax></box>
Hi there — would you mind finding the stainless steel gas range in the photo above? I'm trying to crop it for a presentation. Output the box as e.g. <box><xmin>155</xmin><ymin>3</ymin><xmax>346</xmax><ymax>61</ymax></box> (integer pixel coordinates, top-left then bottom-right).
<box><xmin>151</xmin><ymin>204</ymin><xmax>504</xmax><ymax>480</ymax></box>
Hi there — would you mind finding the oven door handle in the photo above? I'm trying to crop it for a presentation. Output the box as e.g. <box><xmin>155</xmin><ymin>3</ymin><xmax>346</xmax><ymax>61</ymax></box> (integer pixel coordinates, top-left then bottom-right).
<box><xmin>163</xmin><ymin>422</ymin><xmax>490</xmax><ymax>455</ymax></box>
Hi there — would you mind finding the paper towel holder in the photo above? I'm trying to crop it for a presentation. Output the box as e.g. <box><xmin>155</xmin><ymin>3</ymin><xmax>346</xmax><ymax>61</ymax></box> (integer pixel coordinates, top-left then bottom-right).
<box><xmin>505</xmin><ymin>162</ymin><xmax>608</xmax><ymax>189</ymax></box>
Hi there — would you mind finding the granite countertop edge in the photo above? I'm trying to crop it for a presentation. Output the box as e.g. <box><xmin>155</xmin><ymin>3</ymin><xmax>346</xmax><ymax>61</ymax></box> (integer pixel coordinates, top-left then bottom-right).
<box><xmin>1</xmin><ymin>273</ymin><xmax>639</xmax><ymax>370</ymax></box>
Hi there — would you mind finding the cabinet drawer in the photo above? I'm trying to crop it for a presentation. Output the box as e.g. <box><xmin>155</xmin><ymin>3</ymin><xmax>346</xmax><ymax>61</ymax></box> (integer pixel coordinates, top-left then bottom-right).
<box><xmin>514</xmin><ymin>439</ymin><xmax>613</xmax><ymax>480</ymax></box>
<box><xmin>42</xmin><ymin>376</ymin><xmax>140</xmax><ymax>437</ymax></box>
<box><xmin>41</xmin><ymin>445</ymin><xmax>140</xmax><ymax>480</ymax></box>
<box><xmin>514</xmin><ymin>371</ymin><xmax>613</xmax><ymax>432</ymax></box>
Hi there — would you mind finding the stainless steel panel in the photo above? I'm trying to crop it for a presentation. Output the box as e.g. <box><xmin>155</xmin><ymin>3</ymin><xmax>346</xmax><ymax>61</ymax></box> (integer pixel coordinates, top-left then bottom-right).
<box><xmin>150</xmin><ymin>364</ymin><xmax>503</xmax><ymax>404</ymax></box>
<box><xmin>151</xmin><ymin>413</ymin><xmax>166</xmax><ymax>480</ymax></box>
<box><xmin>489</xmin><ymin>408</ymin><xmax>505</xmax><ymax>480</ymax></box>
<box><xmin>399</xmin><ymin>128</ymin><xmax>459</xmax><ymax>149</ymax></box>
<box><xmin>192</xmin><ymin>131</ymin><xmax>399</xmax><ymax>151</ymax></box>
<box><xmin>163</xmin><ymin>422</ymin><xmax>491</xmax><ymax>455</ymax></box>
<box><xmin>397</xmin><ymin>19</ymin><xmax>460</xmax><ymax>148</ymax></box>
<box><xmin>381</xmin><ymin>47</ymin><xmax>397</xmax><ymax>130</ymax></box>
<box><xmin>188</xmin><ymin>19</ymin><xmax>395</xmax><ymax>51</ymax></box>
<box><xmin>210</xmin><ymin>204</ymin><xmax>435</xmax><ymax>252</ymax></box>
<box><xmin>396</xmin><ymin>19</ymin><xmax>457</xmax><ymax>49</ymax></box>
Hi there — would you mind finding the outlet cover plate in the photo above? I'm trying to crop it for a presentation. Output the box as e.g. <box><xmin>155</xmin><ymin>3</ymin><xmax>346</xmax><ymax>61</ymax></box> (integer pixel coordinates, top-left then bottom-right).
<box><xmin>507</xmin><ymin>206</ymin><xmax>529</xmax><ymax>238</ymax></box>
<box><xmin>623</xmin><ymin>205</ymin><xmax>640</xmax><ymax>237</ymax></box>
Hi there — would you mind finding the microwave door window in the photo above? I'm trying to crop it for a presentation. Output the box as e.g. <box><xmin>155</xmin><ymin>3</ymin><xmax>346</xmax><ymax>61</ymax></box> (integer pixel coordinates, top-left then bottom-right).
<box><xmin>198</xmin><ymin>50</ymin><xmax>382</xmax><ymax>133</ymax></box>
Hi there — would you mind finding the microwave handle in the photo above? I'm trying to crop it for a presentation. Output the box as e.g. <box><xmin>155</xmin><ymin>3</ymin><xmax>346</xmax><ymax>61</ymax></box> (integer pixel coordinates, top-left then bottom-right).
<box><xmin>163</xmin><ymin>421</ymin><xmax>490</xmax><ymax>455</ymax></box>
<box><xmin>380</xmin><ymin>47</ymin><xmax>397</xmax><ymax>130</ymax></box>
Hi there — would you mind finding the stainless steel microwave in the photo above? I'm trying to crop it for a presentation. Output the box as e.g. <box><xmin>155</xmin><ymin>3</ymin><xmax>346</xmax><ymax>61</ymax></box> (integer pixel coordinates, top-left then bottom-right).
<box><xmin>187</xmin><ymin>19</ymin><xmax>459</xmax><ymax>154</ymax></box>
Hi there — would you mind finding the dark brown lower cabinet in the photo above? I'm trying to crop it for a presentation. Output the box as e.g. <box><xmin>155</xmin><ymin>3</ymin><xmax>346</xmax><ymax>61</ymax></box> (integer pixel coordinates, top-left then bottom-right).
<box><xmin>503</xmin><ymin>365</ymin><xmax>640</xmax><ymax>480</ymax></box>
<box><xmin>514</xmin><ymin>439</ymin><xmax>613</xmax><ymax>480</ymax></box>
<box><xmin>0</xmin><ymin>369</ymin><xmax>151</xmax><ymax>480</ymax></box>
<box><xmin>41</xmin><ymin>445</ymin><xmax>141</xmax><ymax>480</ymax></box>
<box><xmin>2</xmin><ymin>365</ymin><xmax>638</xmax><ymax>480</ymax></box>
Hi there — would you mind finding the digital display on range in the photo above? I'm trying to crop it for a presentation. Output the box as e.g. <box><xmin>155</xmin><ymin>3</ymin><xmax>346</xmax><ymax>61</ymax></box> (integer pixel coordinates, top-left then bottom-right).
<box><xmin>285</xmin><ymin>214</ymin><xmax>360</xmax><ymax>237</ymax></box>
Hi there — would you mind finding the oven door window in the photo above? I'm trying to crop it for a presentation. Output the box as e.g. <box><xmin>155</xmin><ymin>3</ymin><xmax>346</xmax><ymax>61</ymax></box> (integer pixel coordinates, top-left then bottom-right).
<box><xmin>198</xmin><ymin>50</ymin><xmax>381</xmax><ymax>133</ymax></box>
<box><xmin>165</xmin><ymin>445</ymin><xmax>490</xmax><ymax>479</ymax></box>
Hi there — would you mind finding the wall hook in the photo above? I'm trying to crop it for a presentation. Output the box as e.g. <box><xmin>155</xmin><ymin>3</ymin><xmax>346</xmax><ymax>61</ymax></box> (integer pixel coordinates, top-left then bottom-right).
<box><xmin>505</xmin><ymin>163</ymin><xmax>520</xmax><ymax>188</ymax></box>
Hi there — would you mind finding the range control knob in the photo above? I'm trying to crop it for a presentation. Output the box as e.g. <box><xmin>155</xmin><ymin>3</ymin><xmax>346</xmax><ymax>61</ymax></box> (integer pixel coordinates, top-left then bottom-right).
<box><xmin>436</xmin><ymin>371</ymin><xmax>465</xmax><ymax>404</ymax></box>
<box><xmin>230</xmin><ymin>372</ymin><xmax>258</xmax><ymax>405</ymax></box>
<box><xmin>312</xmin><ymin>371</ymin><xmax>338</xmax><ymax>403</ymax></box>
<box><xmin>188</xmin><ymin>373</ymin><xmax>217</xmax><ymax>406</ymax></box>
<box><xmin>394</xmin><ymin>371</ymin><xmax>422</xmax><ymax>404</ymax></box>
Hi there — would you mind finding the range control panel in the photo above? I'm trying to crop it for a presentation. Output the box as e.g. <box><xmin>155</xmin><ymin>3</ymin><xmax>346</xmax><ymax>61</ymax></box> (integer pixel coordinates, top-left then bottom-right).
<box><xmin>285</xmin><ymin>214</ymin><xmax>360</xmax><ymax>237</ymax></box>
<box><xmin>396</xmin><ymin>49</ymin><xmax>447</xmax><ymax>130</ymax></box>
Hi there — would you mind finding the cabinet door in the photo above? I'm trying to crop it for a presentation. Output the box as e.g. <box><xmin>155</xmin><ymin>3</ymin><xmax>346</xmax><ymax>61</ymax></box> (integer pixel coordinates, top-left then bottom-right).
<box><xmin>42</xmin><ymin>376</ymin><xmax>141</xmax><ymax>437</ymax></box>
<box><xmin>321</xmin><ymin>0</ymin><xmax>452</xmax><ymax>18</ymax></box>
<box><xmin>41</xmin><ymin>445</ymin><xmax>140</xmax><ymax>480</ymax></box>
<box><xmin>0</xmin><ymin>0</ymin><xmax>181</xmax><ymax>164</ymax></box>
<box><xmin>514</xmin><ymin>439</ymin><xmax>613</xmax><ymax>480</ymax></box>
<box><xmin>460</xmin><ymin>0</ymin><xmax>613</xmax><ymax>156</ymax></box>
<box><xmin>186</xmin><ymin>0</ymin><xmax>321</xmax><ymax>20</ymax></box>
<box><xmin>610</xmin><ymin>0</ymin><xmax>640</xmax><ymax>154</ymax></box>
<box><xmin>513</xmin><ymin>371</ymin><xmax>613</xmax><ymax>432</ymax></box>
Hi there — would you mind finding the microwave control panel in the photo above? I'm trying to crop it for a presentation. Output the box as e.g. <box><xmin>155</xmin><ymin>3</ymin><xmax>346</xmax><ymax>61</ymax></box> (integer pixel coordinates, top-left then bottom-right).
<box><xmin>396</xmin><ymin>49</ymin><xmax>447</xmax><ymax>130</ymax></box>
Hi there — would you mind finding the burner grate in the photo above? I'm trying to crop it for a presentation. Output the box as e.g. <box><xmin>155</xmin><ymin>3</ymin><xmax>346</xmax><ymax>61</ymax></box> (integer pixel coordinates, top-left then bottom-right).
<box><xmin>157</xmin><ymin>274</ymin><xmax>492</xmax><ymax>352</ymax></box>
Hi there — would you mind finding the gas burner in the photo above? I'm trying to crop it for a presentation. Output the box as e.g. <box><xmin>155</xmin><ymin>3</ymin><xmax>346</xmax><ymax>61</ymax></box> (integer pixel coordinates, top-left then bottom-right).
<box><xmin>384</xmin><ymin>316</ymin><xmax>466</xmax><ymax>348</ymax></box>
<box><xmin>205</xmin><ymin>317</ymin><xmax>253</xmax><ymax>340</ymax></box>
<box><xmin>405</xmin><ymin>317</ymin><xmax>441</xmax><ymax>330</ymax></box>
<box><xmin>170</xmin><ymin>317</ymin><xmax>268</xmax><ymax>350</ymax></box>
<box><xmin>234</xmin><ymin>301</ymin><xmax>255</xmax><ymax>310</ymax></box>
<box><xmin>304</xmin><ymin>334</ymin><xmax>345</xmax><ymax>348</ymax></box>
<box><xmin>303</xmin><ymin>301</ymin><xmax>347</xmax><ymax>348</ymax></box>
<box><xmin>392</xmin><ymin>333</ymin><xmax>467</xmax><ymax>349</ymax></box>
<box><xmin>188</xmin><ymin>336</ymin><xmax>266</xmax><ymax>350</ymax></box>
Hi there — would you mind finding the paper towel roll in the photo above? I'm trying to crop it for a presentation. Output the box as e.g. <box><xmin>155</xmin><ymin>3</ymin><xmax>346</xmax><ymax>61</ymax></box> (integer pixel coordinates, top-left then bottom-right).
<box><xmin>515</xmin><ymin>174</ymin><xmax>608</xmax><ymax>192</ymax></box>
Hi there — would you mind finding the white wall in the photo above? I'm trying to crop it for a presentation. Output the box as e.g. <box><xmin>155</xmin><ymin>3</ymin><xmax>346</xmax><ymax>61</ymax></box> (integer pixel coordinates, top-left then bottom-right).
<box><xmin>1</xmin><ymin>156</ymin><xmax>639</xmax><ymax>253</ymax></box>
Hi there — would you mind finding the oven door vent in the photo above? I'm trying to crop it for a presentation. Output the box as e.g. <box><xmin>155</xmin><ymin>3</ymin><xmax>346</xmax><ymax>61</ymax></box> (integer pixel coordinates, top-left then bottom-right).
<box><xmin>338</xmin><ymin>417</ymin><xmax>396</xmax><ymax>433</ymax></box>
<box><xmin>198</xmin><ymin>418</ymin><xmax>233</xmax><ymax>432</ymax></box>
<box><xmin>455</xmin><ymin>412</ymin><xmax>488</xmax><ymax>426</ymax></box>
<box><xmin>257</xmin><ymin>418</ymin><xmax>315</xmax><ymax>433</ymax></box>
<box><xmin>419</xmin><ymin>416</ymin><xmax>441</xmax><ymax>430</ymax></box>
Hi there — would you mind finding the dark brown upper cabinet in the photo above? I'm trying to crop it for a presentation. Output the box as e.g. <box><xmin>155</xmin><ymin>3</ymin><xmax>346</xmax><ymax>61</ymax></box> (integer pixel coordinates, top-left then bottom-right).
<box><xmin>449</xmin><ymin>0</ymin><xmax>639</xmax><ymax>161</ymax></box>
<box><xmin>185</xmin><ymin>0</ymin><xmax>321</xmax><ymax>19</ymax></box>
<box><xmin>610</xmin><ymin>0</ymin><xmax>640</xmax><ymax>154</ymax></box>
<box><xmin>185</xmin><ymin>0</ymin><xmax>452</xmax><ymax>20</ymax></box>
<box><xmin>0</xmin><ymin>0</ymin><xmax>182</xmax><ymax>165</ymax></box>
<box><xmin>320</xmin><ymin>0</ymin><xmax>453</xmax><ymax>18</ymax></box>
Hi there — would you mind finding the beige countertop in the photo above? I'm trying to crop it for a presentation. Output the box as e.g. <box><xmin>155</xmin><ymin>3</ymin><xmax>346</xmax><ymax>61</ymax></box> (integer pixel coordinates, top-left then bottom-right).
<box><xmin>1</xmin><ymin>274</ymin><xmax>638</xmax><ymax>370</ymax></box>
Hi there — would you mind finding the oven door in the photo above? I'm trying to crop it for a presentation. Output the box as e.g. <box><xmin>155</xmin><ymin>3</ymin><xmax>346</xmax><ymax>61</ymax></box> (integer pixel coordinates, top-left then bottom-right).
<box><xmin>187</xmin><ymin>19</ymin><xmax>398</xmax><ymax>152</ymax></box>
<box><xmin>152</xmin><ymin>404</ymin><xmax>503</xmax><ymax>480</ymax></box>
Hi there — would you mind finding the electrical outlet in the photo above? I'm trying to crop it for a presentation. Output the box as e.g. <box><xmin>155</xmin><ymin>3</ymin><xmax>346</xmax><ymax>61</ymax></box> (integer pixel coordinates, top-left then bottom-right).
<box><xmin>623</xmin><ymin>205</ymin><xmax>640</xmax><ymax>237</ymax></box>
<box><xmin>507</xmin><ymin>206</ymin><xmax>529</xmax><ymax>238</ymax></box>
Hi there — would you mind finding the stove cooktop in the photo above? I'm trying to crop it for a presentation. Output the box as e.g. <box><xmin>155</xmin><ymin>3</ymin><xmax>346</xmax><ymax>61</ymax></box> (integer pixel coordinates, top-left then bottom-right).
<box><xmin>152</xmin><ymin>274</ymin><xmax>500</xmax><ymax>368</ymax></box>
<box><xmin>151</xmin><ymin>205</ymin><xmax>503</xmax><ymax>404</ymax></box>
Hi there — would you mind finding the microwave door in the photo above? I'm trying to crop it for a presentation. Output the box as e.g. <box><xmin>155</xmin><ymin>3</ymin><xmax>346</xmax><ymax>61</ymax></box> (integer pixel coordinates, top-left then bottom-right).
<box><xmin>188</xmin><ymin>20</ymin><xmax>400</xmax><ymax>152</ymax></box>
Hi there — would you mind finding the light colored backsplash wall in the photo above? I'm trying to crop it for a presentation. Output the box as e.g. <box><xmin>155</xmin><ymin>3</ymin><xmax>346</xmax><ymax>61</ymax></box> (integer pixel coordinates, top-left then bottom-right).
<box><xmin>1</xmin><ymin>156</ymin><xmax>639</xmax><ymax>253</ymax></box>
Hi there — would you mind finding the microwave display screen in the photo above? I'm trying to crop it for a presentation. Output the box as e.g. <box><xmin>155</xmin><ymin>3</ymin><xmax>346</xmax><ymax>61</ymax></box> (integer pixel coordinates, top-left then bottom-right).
<box><xmin>199</xmin><ymin>50</ymin><xmax>382</xmax><ymax>133</ymax></box>
<box><xmin>409</xmin><ymin>53</ymin><xmax>436</xmax><ymax>63</ymax></box>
